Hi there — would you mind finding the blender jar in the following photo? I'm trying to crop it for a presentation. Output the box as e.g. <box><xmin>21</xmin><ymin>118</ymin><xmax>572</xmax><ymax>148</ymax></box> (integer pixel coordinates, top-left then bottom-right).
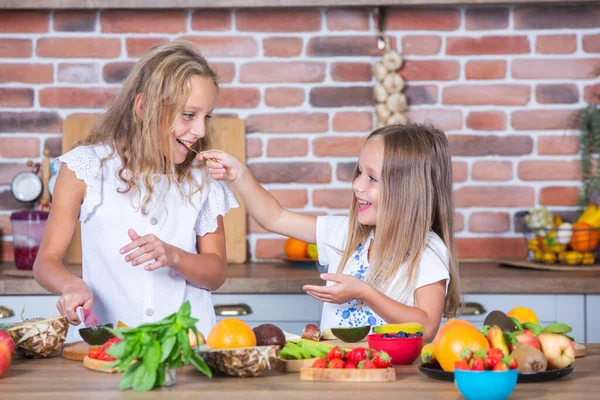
<box><xmin>10</xmin><ymin>210</ymin><xmax>49</xmax><ymax>270</ymax></box>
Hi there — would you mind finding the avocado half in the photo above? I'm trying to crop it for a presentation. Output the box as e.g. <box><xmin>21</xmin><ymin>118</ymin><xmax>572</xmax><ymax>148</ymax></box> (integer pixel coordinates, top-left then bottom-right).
<box><xmin>330</xmin><ymin>325</ymin><xmax>371</xmax><ymax>343</ymax></box>
<box><xmin>79</xmin><ymin>323</ymin><xmax>114</xmax><ymax>345</ymax></box>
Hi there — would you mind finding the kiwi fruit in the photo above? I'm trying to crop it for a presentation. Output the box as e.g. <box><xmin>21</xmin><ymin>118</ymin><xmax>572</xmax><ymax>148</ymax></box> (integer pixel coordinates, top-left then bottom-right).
<box><xmin>511</xmin><ymin>344</ymin><xmax>548</xmax><ymax>373</ymax></box>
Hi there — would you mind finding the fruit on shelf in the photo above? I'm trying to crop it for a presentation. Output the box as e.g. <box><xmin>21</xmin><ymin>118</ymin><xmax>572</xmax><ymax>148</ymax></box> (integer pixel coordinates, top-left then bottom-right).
<box><xmin>511</xmin><ymin>344</ymin><xmax>547</xmax><ymax>373</ymax></box>
<box><xmin>373</xmin><ymin>322</ymin><xmax>424</xmax><ymax>335</ymax></box>
<box><xmin>6</xmin><ymin>316</ymin><xmax>69</xmax><ymax>358</ymax></box>
<box><xmin>537</xmin><ymin>333</ymin><xmax>575</xmax><ymax>370</ymax></box>
<box><xmin>570</xmin><ymin>222</ymin><xmax>600</xmax><ymax>252</ymax></box>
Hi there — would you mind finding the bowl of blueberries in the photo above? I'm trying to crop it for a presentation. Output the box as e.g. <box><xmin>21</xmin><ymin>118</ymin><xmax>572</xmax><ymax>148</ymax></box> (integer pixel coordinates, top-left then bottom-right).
<box><xmin>367</xmin><ymin>331</ymin><xmax>424</xmax><ymax>365</ymax></box>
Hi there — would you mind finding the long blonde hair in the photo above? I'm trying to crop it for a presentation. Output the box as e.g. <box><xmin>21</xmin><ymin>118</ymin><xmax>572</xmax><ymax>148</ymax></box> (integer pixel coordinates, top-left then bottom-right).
<box><xmin>77</xmin><ymin>40</ymin><xmax>220</xmax><ymax>214</ymax></box>
<box><xmin>337</xmin><ymin>123</ymin><xmax>461</xmax><ymax>317</ymax></box>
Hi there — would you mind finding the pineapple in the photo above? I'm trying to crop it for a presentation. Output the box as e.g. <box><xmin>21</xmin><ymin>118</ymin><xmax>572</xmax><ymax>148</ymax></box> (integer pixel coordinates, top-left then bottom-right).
<box><xmin>6</xmin><ymin>316</ymin><xmax>69</xmax><ymax>358</ymax></box>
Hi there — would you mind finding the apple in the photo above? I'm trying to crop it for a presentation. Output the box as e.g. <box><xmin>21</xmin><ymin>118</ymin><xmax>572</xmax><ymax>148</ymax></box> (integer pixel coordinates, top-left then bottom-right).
<box><xmin>0</xmin><ymin>330</ymin><xmax>15</xmax><ymax>356</ymax></box>
<box><xmin>0</xmin><ymin>342</ymin><xmax>11</xmax><ymax>377</ymax></box>
<box><xmin>514</xmin><ymin>330</ymin><xmax>541</xmax><ymax>352</ymax></box>
<box><xmin>537</xmin><ymin>333</ymin><xmax>575</xmax><ymax>370</ymax></box>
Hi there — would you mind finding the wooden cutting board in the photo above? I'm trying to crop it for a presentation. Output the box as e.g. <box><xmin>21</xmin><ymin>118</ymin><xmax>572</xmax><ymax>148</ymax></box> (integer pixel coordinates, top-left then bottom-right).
<box><xmin>575</xmin><ymin>342</ymin><xmax>586</xmax><ymax>358</ymax></box>
<box><xmin>275</xmin><ymin>358</ymin><xmax>317</xmax><ymax>373</ymax></box>
<box><xmin>61</xmin><ymin>116</ymin><xmax>247</xmax><ymax>264</ymax></box>
<box><xmin>320</xmin><ymin>339</ymin><xmax>369</xmax><ymax>349</ymax></box>
<box><xmin>300</xmin><ymin>367</ymin><xmax>396</xmax><ymax>382</ymax></box>
<box><xmin>62</xmin><ymin>341</ymin><xmax>90</xmax><ymax>361</ymax></box>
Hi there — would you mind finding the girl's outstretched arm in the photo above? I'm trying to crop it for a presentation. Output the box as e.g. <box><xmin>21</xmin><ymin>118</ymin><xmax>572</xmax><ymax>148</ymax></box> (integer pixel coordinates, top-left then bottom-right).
<box><xmin>33</xmin><ymin>164</ymin><xmax>93</xmax><ymax>325</ymax></box>
<box><xmin>201</xmin><ymin>150</ymin><xmax>317</xmax><ymax>244</ymax></box>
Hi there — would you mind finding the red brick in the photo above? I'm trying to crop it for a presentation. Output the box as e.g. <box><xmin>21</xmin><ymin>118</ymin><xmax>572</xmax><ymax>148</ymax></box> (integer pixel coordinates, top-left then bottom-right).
<box><xmin>263</xmin><ymin>37</ymin><xmax>303</xmax><ymax>58</ymax></box>
<box><xmin>443</xmin><ymin>85</ymin><xmax>530</xmax><ymax>106</ymax></box>
<box><xmin>535</xmin><ymin>84</ymin><xmax>578</xmax><ymax>104</ymax></box>
<box><xmin>250</xmin><ymin>162</ymin><xmax>331</xmax><ymax>184</ymax></box>
<box><xmin>1</xmin><ymin>241</ymin><xmax>15</xmax><ymax>262</ymax></box>
<box><xmin>455</xmin><ymin>186</ymin><xmax>534</xmax><ymax>207</ymax></box>
<box><xmin>271</xmin><ymin>189</ymin><xmax>309</xmax><ymax>208</ymax></box>
<box><xmin>326</xmin><ymin>9</ymin><xmax>369</xmax><ymax>31</ymax></box>
<box><xmin>457</xmin><ymin>238</ymin><xmax>526</xmax><ymax>259</ymax></box>
<box><xmin>0</xmin><ymin>64</ymin><xmax>53</xmax><ymax>84</ymax></box>
<box><xmin>0</xmin><ymin>215</ymin><xmax>12</xmax><ymax>235</ymax></box>
<box><xmin>583</xmin><ymin>34</ymin><xmax>600</xmax><ymax>53</ymax></box>
<box><xmin>405</xmin><ymin>85</ymin><xmax>438</xmax><ymax>105</ymax></box>
<box><xmin>0</xmin><ymin>163</ymin><xmax>30</xmax><ymax>185</ymax></box>
<box><xmin>332</xmin><ymin>112</ymin><xmax>372</xmax><ymax>132</ymax></box>
<box><xmin>246</xmin><ymin>113</ymin><xmax>328</xmax><ymax>134</ymax></box>
<box><xmin>540</xmin><ymin>187</ymin><xmax>580</xmax><ymax>206</ymax></box>
<box><xmin>538</xmin><ymin>135</ymin><xmax>579</xmax><ymax>155</ymax></box>
<box><xmin>246</xmin><ymin>138</ymin><xmax>263</xmax><ymax>158</ymax></box>
<box><xmin>126</xmin><ymin>37</ymin><xmax>169</xmax><ymax>57</ymax></box>
<box><xmin>313</xmin><ymin>137</ymin><xmax>366</xmax><ymax>157</ymax></box>
<box><xmin>469</xmin><ymin>212</ymin><xmax>510</xmax><ymax>233</ymax></box>
<box><xmin>512</xmin><ymin>59</ymin><xmax>600</xmax><ymax>79</ymax></box>
<box><xmin>465</xmin><ymin>8</ymin><xmax>509</xmax><ymax>30</ymax></box>
<box><xmin>401</xmin><ymin>60</ymin><xmax>459</xmax><ymax>81</ymax></box>
<box><xmin>101</xmin><ymin>62</ymin><xmax>133</xmax><ymax>84</ymax></box>
<box><xmin>406</xmin><ymin>109</ymin><xmax>463</xmax><ymax>131</ymax></box>
<box><xmin>0</xmin><ymin>112</ymin><xmax>62</xmax><ymax>133</ymax></box>
<box><xmin>453</xmin><ymin>161</ymin><xmax>468</xmax><ymax>183</ymax></box>
<box><xmin>38</xmin><ymin>38</ymin><xmax>120</xmax><ymax>58</ymax></box>
<box><xmin>0</xmin><ymin>89</ymin><xmax>33</xmax><ymax>108</ymax></box>
<box><xmin>211</xmin><ymin>63</ymin><xmax>235</xmax><ymax>84</ymax></box>
<box><xmin>386</xmin><ymin>8</ymin><xmax>460</xmax><ymax>31</ymax></box>
<box><xmin>310</xmin><ymin>87</ymin><xmax>373</xmax><ymax>107</ymax></box>
<box><xmin>466</xmin><ymin>111</ymin><xmax>506</xmax><ymax>131</ymax></box>
<box><xmin>449</xmin><ymin>135</ymin><xmax>533</xmax><ymax>156</ymax></box>
<box><xmin>536</xmin><ymin>35</ymin><xmax>576</xmax><ymax>54</ymax></box>
<box><xmin>472</xmin><ymin>161</ymin><xmax>513</xmax><ymax>181</ymax></box>
<box><xmin>39</xmin><ymin>88</ymin><xmax>118</xmax><ymax>109</ymax></box>
<box><xmin>511</xmin><ymin>109</ymin><xmax>577</xmax><ymax>131</ymax></box>
<box><xmin>240</xmin><ymin>62</ymin><xmax>325</xmax><ymax>83</ymax></box>
<box><xmin>466</xmin><ymin>60</ymin><xmax>507</xmax><ymax>80</ymax></box>
<box><xmin>267</xmin><ymin>138</ymin><xmax>308</xmax><ymax>157</ymax></box>
<box><xmin>313</xmin><ymin>189</ymin><xmax>353</xmax><ymax>209</ymax></box>
<box><xmin>237</xmin><ymin>9</ymin><xmax>321</xmax><ymax>32</ymax></box>
<box><xmin>181</xmin><ymin>36</ymin><xmax>258</xmax><ymax>57</ymax></box>
<box><xmin>515</xmin><ymin>5</ymin><xmax>600</xmax><ymax>30</ymax></box>
<box><xmin>255</xmin><ymin>239</ymin><xmax>285</xmax><ymax>259</ymax></box>
<box><xmin>401</xmin><ymin>35</ymin><xmax>441</xmax><ymax>55</ymax></box>
<box><xmin>584</xmin><ymin>84</ymin><xmax>600</xmax><ymax>104</ymax></box>
<box><xmin>0</xmin><ymin>138</ymin><xmax>39</xmax><ymax>158</ymax></box>
<box><xmin>0</xmin><ymin>11</ymin><xmax>48</xmax><ymax>32</ymax></box>
<box><xmin>265</xmin><ymin>88</ymin><xmax>304</xmax><ymax>108</ymax></box>
<box><xmin>337</xmin><ymin>162</ymin><xmax>356</xmax><ymax>182</ymax></box>
<box><xmin>191</xmin><ymin>9</ymin><xmax>231</xmax><ymax>31</ymax></box>
<box><xmin>447</xmin><ymin>36</ymin><xmax>530</xmax><ymax>55</ymax></box>
<box><xmin>1</xmin><ymin>189</ymin><xmax>35</xmax><ymax>210</ymax></box>
<box><xmin>217</xmin><ymin>88</ymin><xmax>260</xmax><ymax>108</ymax></box>
<box><xmin>53</xmin><ymin>11</ymin><xmax>96</xmax><ymax>32</ymax></box>
<box><xmin>518</xmin><ymin>160</ymin><xmax>580</xmax><ymax>181</ymax></box>
<box><xmin>101</xmin><ymin>10</ymin><xmax>185</xmax><ymax>33</ymax></box>
<box><xmin>330</xmin><ymin>62</ymin><xmax>371</xmax><ymax>82</ymax></box>
<box><xmin>0</xmin><ymin>39</ymin><xmax>32</xmax><ymax>58</ymax></box>
<box><xmin>307</xmin><ymin>36</ymin><xmax>394</xmax><ymax>57</ymax></box>
<box><xmin>58</xmin><ymin>63</ymin><xmax>99</xmax><ymax>84</ymax></box>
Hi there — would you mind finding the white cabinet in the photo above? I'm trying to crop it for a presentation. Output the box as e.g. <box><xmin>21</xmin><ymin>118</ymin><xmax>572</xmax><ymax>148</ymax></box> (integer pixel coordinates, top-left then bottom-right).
<box><xmin>586</xmin><ymin>295</ymin><xmax>600</xmax><ymax>343</ymax></box>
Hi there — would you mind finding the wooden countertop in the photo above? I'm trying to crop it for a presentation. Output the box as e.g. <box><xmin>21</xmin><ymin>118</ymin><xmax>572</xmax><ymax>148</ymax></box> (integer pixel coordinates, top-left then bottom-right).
<box><xmin>1</xmin><ymin>261</ymin><xmax>600</xmax><ymax>295</ymax></box>
<box><xmin>0</xmin><ymin>344</ymin><xmax>598</xmax><ymax>399</ymax></box>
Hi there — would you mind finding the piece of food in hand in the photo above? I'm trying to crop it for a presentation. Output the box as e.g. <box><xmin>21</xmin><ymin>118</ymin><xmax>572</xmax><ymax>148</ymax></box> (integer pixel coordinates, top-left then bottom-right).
<box><xmin>5</xmin><ymin>316</ymin><xmax>69</xmax><ymax>358</ymax></box>
<box><xmin>302</xmin><ymin>323</ymin><xmax>321</xmax><ymax>341</ymax></box>
<box><xmin>0</xmin><ymin>342</ymin><xmax>11</xmax><ymax>377</ymax></box>
<box><xmin>0</xmin><ymin>330</ymin><xmax>15</xmax><ymax>356</ymax></box>
<box><xmin>253</xmin><ymin>323</ymin><xmax>285</xmax><ymax>348</ymax></box>
<box><xmin>537</xmin><ymin>333</ymin><xmax>575</xmax><ymax>370</ymax></box>
<box><xmin>511</xmin><ymin>345</ymin><xmax>547</xmax><ymax>373</ymax></box>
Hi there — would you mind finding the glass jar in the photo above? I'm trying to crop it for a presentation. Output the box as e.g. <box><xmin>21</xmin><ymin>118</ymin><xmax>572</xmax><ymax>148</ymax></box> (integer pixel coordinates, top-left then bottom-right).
<box><xmin>164</xmin><ymin>368</ymin><xmax>176</xmax><ymax>387</ymax></box>
<box><xmin>10</xmin><ymin>210</ymin><xmax>49</xmax><ymax>270</ymax></box>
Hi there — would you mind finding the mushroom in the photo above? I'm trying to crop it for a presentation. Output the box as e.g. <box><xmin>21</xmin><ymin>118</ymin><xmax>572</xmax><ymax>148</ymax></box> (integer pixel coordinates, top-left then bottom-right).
<box><xmin>382</xmin><ymin>50</ymin><xmax>403</xmax><ymax>71</ymax></box>
<box><xmin>375</xmin><ymin>104</ymin><xmax>391</xmax><ymax>123</ymax></box>
<box><xmin>386</xmin><ymin>93</ymin><xmax>407</xmax><ymax>113</ymax></box>
<box><xmin>387</xmin><ymin>113</ymin><xmax>408</xmax><ymax>126</ymax></box>
<box><xmin>383</xmin><ymin>73</ymin><xmax>404</xmax><ymax>94</ymax></box>
<box><xmin>371</xmin><ymin>62</ymin><xmax>388</xmax><ymax>82</ymax></box>
<box><xmin>373</xmin><ymin>84</ymin><xmax>388</xmax><ymax>103</ymax></box>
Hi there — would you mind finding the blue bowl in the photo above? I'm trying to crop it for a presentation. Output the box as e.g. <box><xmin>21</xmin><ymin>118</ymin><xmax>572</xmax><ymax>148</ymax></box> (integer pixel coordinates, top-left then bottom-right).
<box><xmin>455</xmin><ymin>369</ymin><xmax>518</xmax><ymax>400</ymax></box>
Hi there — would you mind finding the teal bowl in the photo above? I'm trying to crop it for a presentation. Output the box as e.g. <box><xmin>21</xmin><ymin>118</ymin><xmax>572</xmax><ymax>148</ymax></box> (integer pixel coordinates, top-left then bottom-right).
<box><xmin>455</xmin><ymin>369</ymin><xmax>518</xmax><ymax>400</ymax></box>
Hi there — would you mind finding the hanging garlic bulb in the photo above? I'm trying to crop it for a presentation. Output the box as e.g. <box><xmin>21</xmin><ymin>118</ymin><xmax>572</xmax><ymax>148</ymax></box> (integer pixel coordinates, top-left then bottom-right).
<box><xmin>382</xmin><ymin>51</ymin><xmax>403</xmax><ymax>71</ymax></box>
<box><xmin>375</xmin><ymin>104</ymin><xmax>391</xmax><ymax>123</ymax></box>
<box><xmin>372</xmin><ymin>37</ymin><xmax>408</xmax><ymax>127</ymax></box>
<box><xmin>386</xmin><ymin>93</ymin><xmax>407</xmax><ymax>113</ymax></box>
<box><xmin>387</xmin><ymin>113</ymin><xmax>408</xmax><ymax>125</ymax></box>
<box><xmin>373</xmin><ymin>84</ymin><xmax>388</xmax><ymax>103</ymax></box>
<box><xmin>371</xmin><ymin>62</ymin><xmax>388</xmax><ymax>82</ymax></box>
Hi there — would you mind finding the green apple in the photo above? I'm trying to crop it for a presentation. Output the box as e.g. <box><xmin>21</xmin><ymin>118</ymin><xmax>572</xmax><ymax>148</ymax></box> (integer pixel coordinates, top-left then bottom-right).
<box><xmin>307</xmin><ymin>244</ymin><xmax>318</xmax><ymax>259</ymax></box>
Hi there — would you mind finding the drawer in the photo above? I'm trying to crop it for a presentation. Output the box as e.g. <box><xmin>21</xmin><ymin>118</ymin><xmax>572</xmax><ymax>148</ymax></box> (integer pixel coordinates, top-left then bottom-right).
<box><xmin>211</xmin><ymin>294</ymin><xmax>321</xmax><ymax>322</ymax></box>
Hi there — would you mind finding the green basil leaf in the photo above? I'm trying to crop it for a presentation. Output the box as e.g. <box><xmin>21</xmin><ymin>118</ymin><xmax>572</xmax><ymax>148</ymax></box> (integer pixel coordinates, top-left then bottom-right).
<box><xmin>479</xmin><ymin>325</ymin><xmax>491</xmax><ymax>336</ymax></box>
<box><xmin>179</xmin><ymin>330</ymin><xmax>191</xmax><ymax>360</ymax></box>
<box><xmin>508</xmin><ymin>317</ymin><xmax>524</xmax><ymax>333</ymax></box>
<box><xmin>160</xmin><ymin>336</ymin><xmax>177</xmax><ymax>363</ymax></box>
<box><xmin>143</xmin><ymin>340</ymin><xmax>161</xmax><ymax>374</ymax></box>
<box><xmin>106</xmin><ymin>341</ymin><xmax>126</xmax><ymax>359</ymax></box>
<box><xmin>540</xmin><ymin>323</ymin><xmax>572</xmax><ymax>335</ymax></box>
<box><xmin>156</xmin><ymin>364</ymin><xmax>166</xmax><ymax>387</ymax></box>
<box><xmin>503</xmin><ymin>332</ymin><xmax>519</xmax><ymax>347</ymax></box>
<box><xmin>120</xmin><ymin>361</ymin><xmax>139</xmax><ymax>391</ymax></box>
<box><xmin>132</xmin><ymin>362</ymin><xmax>155</xmax><ymax>392</ymax></box>
<box><xmin>179</xmin><ymin>301</ymin><xmax>191</xmax><ymax>318</ymax></box>
<box><xmin>190</xmin><ymin>353</ymin><xmax>212</xmax><ymax>378</ymax></box>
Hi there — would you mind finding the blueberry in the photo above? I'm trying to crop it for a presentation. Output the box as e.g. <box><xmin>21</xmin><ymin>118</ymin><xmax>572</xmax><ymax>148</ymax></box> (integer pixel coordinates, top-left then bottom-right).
<box><xmin>415</xmin><ymin>332</ymin><xmax>423</xmax><ymax>337</ymax></box>
<box><xmin>382</xmin><ymin>333</ymin><xmax>390</xmax><ymax>338</ymax></box>
<box><xmin>397</xmin><ymin>331</ymin><xmax>408</xmax><ymax>338</ymax></box>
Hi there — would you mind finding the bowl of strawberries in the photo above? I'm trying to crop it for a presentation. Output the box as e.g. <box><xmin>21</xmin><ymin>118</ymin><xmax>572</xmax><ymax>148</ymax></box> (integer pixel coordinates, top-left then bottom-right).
<box><xmin>454</xmin><ymin>348</ymin><xmax>518</xmax><ymax>400</ymax></box>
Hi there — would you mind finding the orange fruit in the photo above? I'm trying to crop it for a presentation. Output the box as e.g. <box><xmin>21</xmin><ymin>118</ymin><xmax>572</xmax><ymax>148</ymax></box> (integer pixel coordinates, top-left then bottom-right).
<box><xmin>433</xmin><ymin>319</ymin><xmax>489</xmax><ymax>372</ymax></box>
<box><xmin>570</xmin><ymin>222</ymin><xmax>600</xmax><ymax>252</ymax></box>
<box><xmin>506</xmin><ymin>307</ymin><xmax>539</xmax><ymax>325</ymax></box>
<box><xmin>284</xmin><ymin>238</ymin><xmax>309</xmax><ymax>259</ymax></box>
<box><xmin>206</xmin><ymin>318</ymin><xmax>257</xmax><ymax>349</ymax></box>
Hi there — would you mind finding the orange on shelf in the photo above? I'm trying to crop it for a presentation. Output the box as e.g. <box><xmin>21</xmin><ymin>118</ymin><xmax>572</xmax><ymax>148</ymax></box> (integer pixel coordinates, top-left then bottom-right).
<box><xmin>570</xmin><ymin>222</ymin><xmax>600</xmax><ymax>252</ymax></box>
<box><xmin>284</xmin><ymin>238</ymin><xmax>309</xmax><ymax>259</ymax></box>
<box><xmin>206</xmin><ymin>318</ymin><xmax>256</xmax><ymax>349</ymax></box>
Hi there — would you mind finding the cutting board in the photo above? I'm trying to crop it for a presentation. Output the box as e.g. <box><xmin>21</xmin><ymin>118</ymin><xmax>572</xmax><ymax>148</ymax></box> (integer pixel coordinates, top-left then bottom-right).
<box><xmin>62</xmin><ymin>341</ymin><xmax>90</xmax><ymax>361</ymax></box>
<box><xmin>61</xmin><ymin>116</ymin><xmax>247</xmax><ymax>264</ymax></box>
<box><xmin>320</xmin><ymin>339</ymin><xmax>369</xmax><ymax>349</ymax></box>
<box><xmin>275</xmin><ymin>358</ymin><xmax>318</xmax><ymax>373</ymax></box>
<box><xmin>300</xmin><ymin>367</ymin><xmax>396</xmax><ymax>382</ymax></box>
<box><xmin>575</xmin><ymin>342</ymin><xmax>586</xmax><ymax>358</ymax></box>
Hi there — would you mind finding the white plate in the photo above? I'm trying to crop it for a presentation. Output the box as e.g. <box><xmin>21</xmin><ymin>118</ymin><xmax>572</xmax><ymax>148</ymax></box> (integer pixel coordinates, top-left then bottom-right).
<box><xmin>11</xmin><ymin>172</ymin><xmax>42</xmax><ymax>202</ymax></box>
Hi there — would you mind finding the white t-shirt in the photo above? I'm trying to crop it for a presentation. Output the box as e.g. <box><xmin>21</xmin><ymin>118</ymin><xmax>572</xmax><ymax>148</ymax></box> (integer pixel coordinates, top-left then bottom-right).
<box><xmin>316</xmin><ymin>216</ymin><xmax>450</xmax><ymax>330</ymax></box>
<box><xmin>55</xmin><ymin>144</ymin><xmax>238</xmax><ymax>338</ymax></box>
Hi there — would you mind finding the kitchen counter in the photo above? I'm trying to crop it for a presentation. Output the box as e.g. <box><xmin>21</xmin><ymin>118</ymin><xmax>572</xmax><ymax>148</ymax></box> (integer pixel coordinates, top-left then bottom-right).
<box><xmin>0</xmin><ymin>344</ymin><xmax>598</xmax><ymax>399</ymax></box>
<box><xmin>1</xmin><ymin>261</ymin><xmax>600</xmax><ymax>295</ymax></box>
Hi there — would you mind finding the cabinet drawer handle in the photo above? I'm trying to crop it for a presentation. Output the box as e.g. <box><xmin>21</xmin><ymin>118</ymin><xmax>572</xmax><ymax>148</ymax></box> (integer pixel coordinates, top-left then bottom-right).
<box><xmin>462</xmin><ymin>302</ymin><xmax>486</xmax><ymax>316</ymax></box>
<box><xmin>214</xmin><ymin>304</ymin><xmax>252</xmax><ymax>317</ymax></box>
<box><xmin>0</xmin><ymin>306</ymin><xmax>15</xmax><ymax>319</ymax></box>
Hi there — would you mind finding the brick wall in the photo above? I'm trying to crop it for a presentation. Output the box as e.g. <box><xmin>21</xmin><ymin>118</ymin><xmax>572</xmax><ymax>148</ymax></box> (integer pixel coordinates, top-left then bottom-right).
<box><xmin>0</xmin><ymin>5</ymin><xmax>599</xmax><ymax>262</ymax></box>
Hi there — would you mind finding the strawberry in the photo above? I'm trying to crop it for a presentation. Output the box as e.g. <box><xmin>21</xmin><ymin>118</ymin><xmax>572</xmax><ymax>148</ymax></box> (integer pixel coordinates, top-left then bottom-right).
<box><xmin>312</xmin><ymin>358</ymin><xmax>327</xmax><ymax>368</ymax></box>
<box><xmin>346</xmin><ymin>348</ymin><xmax>368</xmax><ymax>364</ymax></box>
<box><xmin>485</xmin><ymin>348</ymin><xmax>504</xmax><ymax>370</ymax></box>
<box><xmin>454</xmin><ymin>360</ymin><xmax>470</xmax><ymax>371</ymax></box>
<box><xmin>503</xmin><ymin>356</ymin><xmax>518</xmax><ymax>370</ymax></box>
<box><xmin>469</xmin><ymin>349</ymin><xmax>487</xmax><ymax>371</ymax></box>
<box><xmin>326</xmin><ymin>346</ymin><xmax>344</xmax><ymax>361</ymax></box>
<box><xmin>485</xmin><ymin>355</ymin><xmax>499</xmax><ymax>369</ymax></box>
<box><xmin>372</xmin><ymin>351</ymin><xmax>391</xmax><ymax>368</ymax></box>
<box><xmin>367</xmin><ymin>348</ymin><xmax>379</xmax><ymax>360</ymax></box>
<box><xmin>358</xmin><ymin>359</ymin><xmax>376</xmax><ymax>369</ymax></box>
<box><xmin>343</xmin><ymin>361</ymin><xmax>357</xmax><ymax>369</ymax></box>
<box><xmin>329</xmin><ymin>358</ymin><xmax>345</xmax><ymax>369</ymax></box>
<box><xmin>460</xmin><ymin>348</ymin><xmax>473</xmax><ymax>363</ymax></box>
<box><xmin>493</xmin><ymin>362</ymin><xmax>509</xmax><ymax>371</ymax></box>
